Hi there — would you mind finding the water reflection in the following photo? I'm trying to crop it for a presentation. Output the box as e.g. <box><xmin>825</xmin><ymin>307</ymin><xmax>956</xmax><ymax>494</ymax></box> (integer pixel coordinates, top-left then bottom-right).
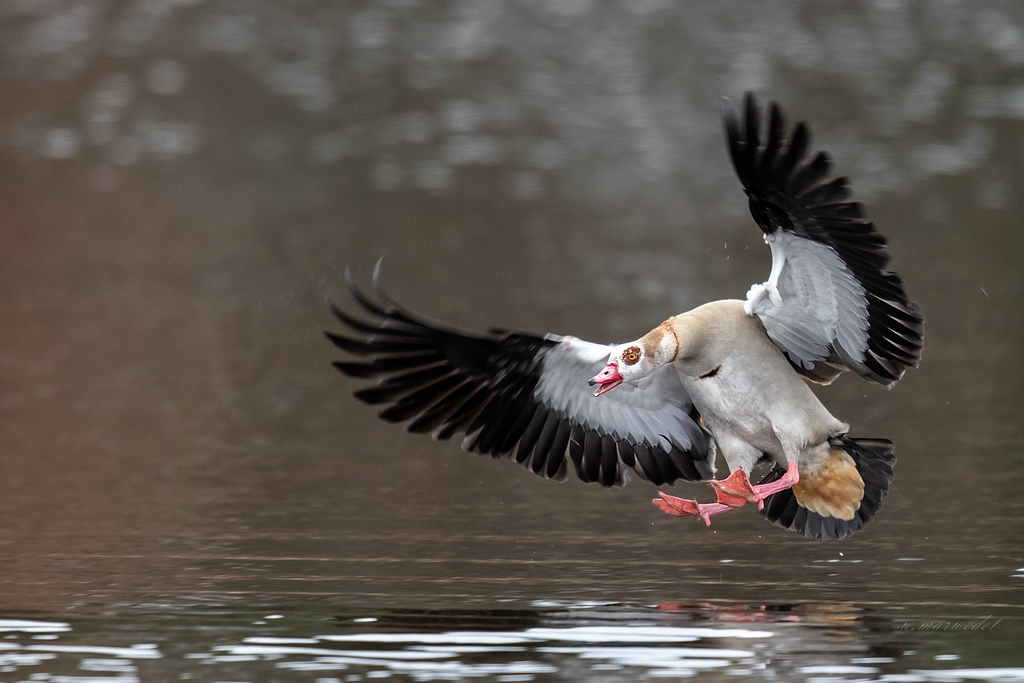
<box><xmin>2</xmin><ymin>604</ymin><xmax>1023</xmax><ymax>682</ymax></box>
<box><xmin>0</xmin><ymin>620</ymin><xmax>159</xmax><ymax>682</ymax></box>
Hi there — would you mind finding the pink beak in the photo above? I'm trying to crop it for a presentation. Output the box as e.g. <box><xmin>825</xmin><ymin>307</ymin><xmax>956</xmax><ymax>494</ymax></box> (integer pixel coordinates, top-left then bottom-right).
<box><xmin>589</xmin><ymin>363</ymin><xmax>623</xmax><ymax>396</ymax></box>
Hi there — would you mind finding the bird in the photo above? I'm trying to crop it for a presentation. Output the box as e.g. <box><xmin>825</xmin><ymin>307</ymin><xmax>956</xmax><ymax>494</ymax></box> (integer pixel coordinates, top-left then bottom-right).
<box><xmin>326</xmin><ymin>93</ymin><xmax>924</xmax><ymax>540</ymax></box>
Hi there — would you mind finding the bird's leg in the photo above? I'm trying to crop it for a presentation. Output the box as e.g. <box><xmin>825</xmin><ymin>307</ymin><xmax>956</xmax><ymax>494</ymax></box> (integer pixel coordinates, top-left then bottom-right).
<box><xmin>751</xmin><ymin>461</ymin><xmax>800</xmax><ymax>500</ymax></box>
<box><xmin>653</xmin><ymin>493</ymin><xmax>735</xmax><ymax>527</ymax></box>
<box><xmin>710</xmin><ymin>468</ymin><xmax>761</xmax><ymax>509</ymax></box>
<box><xmin>653</xmin><ymin>469</ymin><xmax>756</xmax><ymax>525</ymax></box>
<box><xmin>653</xmin><ymin>463</ymin><xmax>798</xmax><ymax>525</ymax></box>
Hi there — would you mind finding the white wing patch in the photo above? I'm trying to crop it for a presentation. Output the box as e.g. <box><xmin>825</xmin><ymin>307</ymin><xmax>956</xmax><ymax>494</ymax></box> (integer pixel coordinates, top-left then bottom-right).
<box><xmin>534</xmin><ymin>337</ymin><xmax>704</xmax><ymax>453</ymax></box>
<box><xmin>746</xmin><ymin>231</ymin><xmax>869</xmax><ymax>372</ymax></box>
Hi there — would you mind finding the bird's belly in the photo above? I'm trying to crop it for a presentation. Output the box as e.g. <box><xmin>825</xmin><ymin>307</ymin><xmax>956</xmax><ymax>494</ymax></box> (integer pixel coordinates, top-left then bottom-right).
<box><xmin>681</xmin><ymin>370</ymin><xmax>783</xmax><ymax>454</ymax></box>
<box><xmin>675</xmin><ymin>353</ymin><xmax>842</xmax><ymax>459</ymax></box>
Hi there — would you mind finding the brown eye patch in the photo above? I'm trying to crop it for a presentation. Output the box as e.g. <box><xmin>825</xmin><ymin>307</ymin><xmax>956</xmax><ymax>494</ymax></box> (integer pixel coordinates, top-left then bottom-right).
<box><xmin>622</xmin><ymin>346</ymin><xmax>641</xmax><ymax>365</ymax></box>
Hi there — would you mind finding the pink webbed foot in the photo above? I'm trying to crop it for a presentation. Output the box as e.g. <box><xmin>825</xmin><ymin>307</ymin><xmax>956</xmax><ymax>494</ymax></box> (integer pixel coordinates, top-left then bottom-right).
<box><xmin>653</xmin><ymin>492</ymin><xmax>734</xmax><ymax>527</ymax></box>
<box><xmin>711</xmin><ymin>468</ymin><xmax>762</xmax><ymax>509</ymax></box>
<box><xmin>653</xmin><ymin>464</ymin><xmax>801</xmax><ymax>527</ymax></box>
<box><xmin>751</xmin><ymin>462</ymin><xmax>800</xmax><ymax>500</ymax></box>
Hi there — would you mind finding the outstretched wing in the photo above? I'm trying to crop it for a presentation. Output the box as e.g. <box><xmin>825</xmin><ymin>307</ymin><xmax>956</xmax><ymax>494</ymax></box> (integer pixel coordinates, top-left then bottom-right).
<box><xmin>327</xmin><ymin>267</ymin><xmax>714</xmax><ymax>487</ymax></box>
<box><xmin>723</xmin><ymin>93</ymin><xmax>924</xmax><ymax>386</ymax></box>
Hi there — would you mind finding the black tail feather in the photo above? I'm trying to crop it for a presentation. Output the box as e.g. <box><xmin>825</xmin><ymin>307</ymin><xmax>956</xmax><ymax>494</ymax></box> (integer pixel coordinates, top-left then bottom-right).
<box><xmin>759</xmin><ymin>436</ymin><xmax>896</xmax><ymax>540</ymax></box>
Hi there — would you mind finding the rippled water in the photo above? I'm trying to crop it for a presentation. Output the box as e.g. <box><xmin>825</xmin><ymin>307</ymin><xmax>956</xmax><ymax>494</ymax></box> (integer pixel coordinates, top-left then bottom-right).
<box><xmin>1</xmin><ymin>603</ymin><xmax>1023</xmax><ymax>682</ymax></box>
<box><xmin>2</xmin><ymin>1</ymin><xmax>1024</xmax><ymax>681</ymax></box>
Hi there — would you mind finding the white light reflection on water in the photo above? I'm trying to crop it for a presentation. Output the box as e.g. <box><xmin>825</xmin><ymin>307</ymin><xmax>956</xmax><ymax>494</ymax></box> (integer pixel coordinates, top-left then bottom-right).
<box><xmin>193</xmin><ymin>623</ymin><xmax>1024</xmax><ymax>681</ymax></box>
<box><xmin>0</xmin><ymin>607</ymin><xmax>1021</xmax><ymax>681</ymax></box>
<box><xmin>0</xmin><ymin>620</ymin><xmax>160</xmax><ymax>681</ymax></box>
<box><xmin>320</xmin><ymin>625</ymin><xmax>772</xmax><ymax>645</ymax></box>
<box><xmin>907</xmin><ymin>670</ymin><xmax>1024</xmax><ymax>682</ymax></box>
<box><xmin>204</xmin><ymin>624</ymin><xmax>771</xmax><ymax>679</ymax></box>
<box><xmin>22</xmin><ymin>644</ymin><xmax>161</xmax><ymax>659</ymax></box>
<box><xmin>0</xmin><ymin>620</ymin><xmax>71</xmax><ymax>633</ymax></box>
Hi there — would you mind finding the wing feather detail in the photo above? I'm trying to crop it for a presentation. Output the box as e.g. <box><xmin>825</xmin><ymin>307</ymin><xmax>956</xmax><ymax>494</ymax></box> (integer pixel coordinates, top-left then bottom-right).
<box><xmin>328</xmin><ymin>267</ymin><xmax>713</xmax><ymax>487</ymax></box>
<box><xmin>724</xmin><ymin>93</ymin><xmax>924</xmax><ymax>386</ymax></box>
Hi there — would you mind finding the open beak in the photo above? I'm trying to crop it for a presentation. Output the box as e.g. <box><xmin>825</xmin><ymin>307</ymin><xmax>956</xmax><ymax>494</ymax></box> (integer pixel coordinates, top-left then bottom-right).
<box><xmin>588</xmin><ymin>363</ymin><xmax>623</xmax><ymax>397</ymax></box>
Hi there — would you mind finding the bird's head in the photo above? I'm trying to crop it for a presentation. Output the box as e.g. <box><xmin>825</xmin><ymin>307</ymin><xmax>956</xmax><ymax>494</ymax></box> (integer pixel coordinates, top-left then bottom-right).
<box><xmin>588</xmin><ymin>321</ymin><xmax>679</xmax><ymax>397</ymax></box>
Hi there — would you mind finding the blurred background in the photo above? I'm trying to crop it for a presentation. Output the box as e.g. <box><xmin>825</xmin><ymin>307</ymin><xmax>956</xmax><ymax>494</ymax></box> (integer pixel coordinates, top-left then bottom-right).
<box><xmin>0</xmin><ymin>1</ymin><xmax>1023</xmax><ymax>681</ymax></box>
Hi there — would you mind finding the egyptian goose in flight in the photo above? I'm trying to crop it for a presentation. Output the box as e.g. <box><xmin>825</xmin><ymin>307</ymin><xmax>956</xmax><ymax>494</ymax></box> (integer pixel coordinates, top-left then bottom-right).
<box><xmin>327</xmin><ymin>93</ymin><xmax>924</xmax><ymax>540</ymax></box>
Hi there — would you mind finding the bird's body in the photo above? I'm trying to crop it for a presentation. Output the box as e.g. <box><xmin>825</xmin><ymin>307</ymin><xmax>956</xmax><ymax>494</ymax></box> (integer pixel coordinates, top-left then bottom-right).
<box><xmin>610</xmin><ymin>299</ymin><xmax>876</xmax><ymax>530</ymax></box>
<box><xmin>327</xmin><ymin>93</ymin><xmax>923</xmax><ymax>540</ymax></box>
<box><xmin>666</xmin><ymin>300</ymin><xmax>848</xmax><ymax>475</ymax></box>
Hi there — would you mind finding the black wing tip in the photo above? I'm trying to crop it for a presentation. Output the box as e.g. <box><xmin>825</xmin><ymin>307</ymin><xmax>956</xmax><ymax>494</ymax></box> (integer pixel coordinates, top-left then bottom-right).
<box><xmin>722</xmin><ymin>92</ymin><xmax>811</xmax><ymax>197</ymax></box>
<box><xmin>722</xmin><ymin>92</ymin><xmax>833</xmax><ymax>204</ymax></box>
<box><xmin>327</xmin><ymin>297</ymin><xmax>365</xmax><ymax>329</ymax></box>
<box><xmin>721</xmin><ymin>93</ymin><xmax>777</xmax><ymax>137</ymax></box>
<box><xmin>327</xmin><ymin>270</ymin><xmax>575</xmax><ymax>481</ymax></box>
<box><xmin>720</xmin><ymin>95</ymin><xmax>740</xmax><ymax>128</ymax></box>
<box><xmin>332</xmin><ymin>359</ymin><xmax>374</xmax><ymax>378</ymax></box>
<box><xmin>370</xmin><ymin>257</ymin><xmax>399</xmax><ymax>309</ymax></box>
<box><xmin>345</xmin><ymin>271</ymin><xmax>389</xmax><ymax>318</ymax></box>
<box><xmin>325</xmin><ymin>270</ymin><xmax>399</xmax><ymax>349</ymax></box>
<box><xmin>324</xmin><ymin>329</ymin><xmax>366</xmax><ymax>354</ymax></box>
<box><xmin>862</xmin><ymin>290</ymin><xmax>926</xmax><ymax>386</ymax></box>
<box><xmin>340</xmin><ymin>258</ymin><xmax>408</xmax><ymax>321</ymax></box>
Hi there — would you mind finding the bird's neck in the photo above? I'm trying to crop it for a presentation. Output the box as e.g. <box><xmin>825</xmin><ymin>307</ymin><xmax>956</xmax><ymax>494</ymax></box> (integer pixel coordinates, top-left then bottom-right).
<box><xmin>662</xmin><ymin>300</ymin><xmax>748</xmax><ymax>363</ymax></box>
<box><xmin>639</xmin><ymin>320</ymin><xmax>681</xmax><ymax>366</ymax></box>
